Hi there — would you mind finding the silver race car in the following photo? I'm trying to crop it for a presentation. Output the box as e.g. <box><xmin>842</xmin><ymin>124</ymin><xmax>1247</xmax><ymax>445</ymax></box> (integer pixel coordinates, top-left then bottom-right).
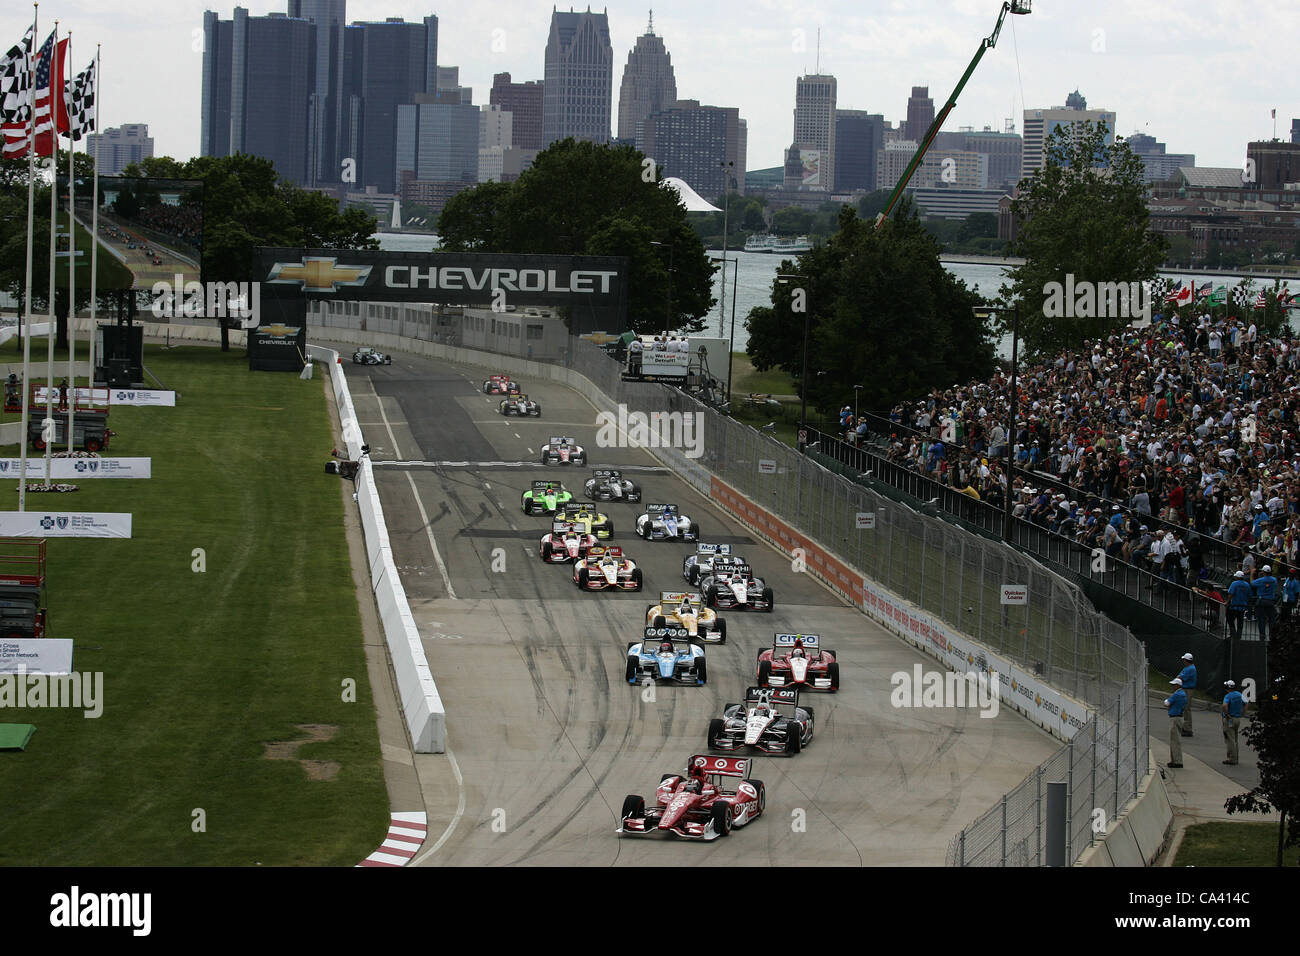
<box><xmin>541</xmin><ymin>436</ymin><xmax>587</xmax><ymax>465</ymax></box>
<box><xmin>707</xmin><ymin>686</ymin><xmax>814</xmax><ymax>755</ymax></box>
<box><xmin>500</xmin><ymin>393</ymin><xmax>542</xmax><ymax>416</ymax></box>
<box><xmin>635</xmin><ymin>503</ymin><xmax>698</xmax><ymax>541</ymax></box>
<box><xmin>682</xmin><ymin>543</ymin><xmax>740</xmax><ymax>586</ymax></box>
<box><xmin>698</xmin><ymin>558</ymin><xmax>774</xmax><ymax>611</ymax></box>
<box><xmin>585</xmin><ymin>468</ymin><xmax>641</xmax><ymax>503</ymax></box>
<box><xmin>352</xmin><ymin>346</ymin><xmax>392</xmax><ymax>365</ymax></box>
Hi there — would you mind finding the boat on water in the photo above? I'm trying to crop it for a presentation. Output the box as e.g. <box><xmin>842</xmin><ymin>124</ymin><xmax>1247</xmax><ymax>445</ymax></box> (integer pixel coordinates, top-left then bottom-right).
<box><xmin>743</xmin><ymin>234</ymin><xmax>812</xmax><ymax>254</ymax></box>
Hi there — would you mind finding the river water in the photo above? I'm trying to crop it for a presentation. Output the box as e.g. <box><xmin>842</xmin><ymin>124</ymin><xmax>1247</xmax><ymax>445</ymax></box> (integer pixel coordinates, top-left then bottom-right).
<box><xmin>375</xmin><ymin>233</ymin><xmax>1289</xmax><ymax>358</ymax></box>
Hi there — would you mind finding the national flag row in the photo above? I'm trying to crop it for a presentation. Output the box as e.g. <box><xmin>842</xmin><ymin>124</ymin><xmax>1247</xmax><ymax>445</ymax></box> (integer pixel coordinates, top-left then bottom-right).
<box><xmin>0</xmin><ymin>23</ymin><xmax>97</xmax><ymax>158</ymax></box>
<box><xmin>1163</xmin><ymin>281</ymin><xmax>1300</xmax><ymax>310</ymax></box>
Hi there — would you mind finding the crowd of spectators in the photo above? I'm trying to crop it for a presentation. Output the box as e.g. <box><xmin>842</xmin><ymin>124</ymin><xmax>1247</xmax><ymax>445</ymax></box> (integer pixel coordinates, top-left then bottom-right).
<box><xmin>130</xmin><ymin>203</ymin><xmax>203</xmax><ymax>246</ymax></box>
<box><xmin>856</xmin><ymin>307</ymin><xmax>1300</xmax><ymax>616</ymax></box>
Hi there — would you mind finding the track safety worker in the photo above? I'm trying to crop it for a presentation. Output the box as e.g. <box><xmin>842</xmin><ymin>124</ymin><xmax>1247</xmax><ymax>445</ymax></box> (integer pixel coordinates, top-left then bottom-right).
<box><xmin>1177</xmin><ymin>652</ymin><xmax>1197</xmax><ymax>736</ymax></box>
<box><xmin>1220</xmin><ymin>680</ymin><xmax>1246</xmax><ymax>765</ymax></box>
<box><xmin>1252</xmin><ymin>565</ymin><xmax>1279</xmax><ymax>642</ymax></box>
<box><xmin>1227</xmin><ymin>571</ymin><xmax>1252</xmax><ymax>641</ymax></box>
<box><xmin>1164</xmin><ymin>677</ymin><xmax>1187</xmax><ymax>768</ymax></box>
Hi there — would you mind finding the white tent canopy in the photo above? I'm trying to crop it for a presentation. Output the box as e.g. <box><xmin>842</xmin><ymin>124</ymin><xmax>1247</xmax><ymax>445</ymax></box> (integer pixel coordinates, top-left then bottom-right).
<box><xmin>662</xmin><ymin>177</ymin><xmax>721</xmax><ymax>213</ymax></box>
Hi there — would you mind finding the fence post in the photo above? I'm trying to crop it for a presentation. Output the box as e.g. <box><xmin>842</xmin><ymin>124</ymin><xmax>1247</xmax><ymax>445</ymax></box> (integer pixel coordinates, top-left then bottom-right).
<box><xmin>1000</xmin><ymin>793</ymin><xmax>1008</xmax><ymax>867</ymax></box>
<box><xmin>1066</xmin><ymin>736</ymin><xmax>1075</xmax><ymax>863</ymax></box>
<box><xmin>1133</xmin><ymin>676</ymin><xmax>1141</xmax><ymax>796</ymax></box>
<box><xmin>1036</xmin><ymin>765</ymin><xmax>1043</xmax><ymax>866</ymax></box>
<box><xmin>1089</xmin><ymin>717</ymin><xmax>1098</xmax><ymax>845</ymax></box>
<box><xmin>959</xmin><ymin>829</ymin><xmax>966</xmax><ymax>867</ymax></box>
<box><xmin>1114</xmin><ymin>692</ymin><xmax>1122</xmax><ymax>823</ymax></box>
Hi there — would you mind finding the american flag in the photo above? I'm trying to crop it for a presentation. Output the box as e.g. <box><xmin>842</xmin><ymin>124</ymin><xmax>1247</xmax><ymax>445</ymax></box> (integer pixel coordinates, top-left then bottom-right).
<box><xmin>1164</xmin><ymin>282</ymin><xmax>1184</xmax><ymax>304</ymax></box>
<box><xmin>64</xmin><ymin>59</ymin><xmax>95</xmax><ymax>141</ymax></box>
<box><xmin>1254</xmin><ymin>291</ymin><xmax>1267</xmax><ymax>309</ymax></box>
<box><xmin>0</xmin><ymin>25</ymin><xmax>34</xmax><ymax>124</ymax></box>
<box><xmin>1</xmin><ymin>32</ymin><xmax>63</xmax><ymax>158</ymax></box>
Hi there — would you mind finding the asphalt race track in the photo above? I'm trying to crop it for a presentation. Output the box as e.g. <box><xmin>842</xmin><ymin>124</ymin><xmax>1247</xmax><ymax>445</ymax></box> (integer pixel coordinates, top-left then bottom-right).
<box><xmin>343</xmin><ymin>348</ymin><xmax>1060</xmax><ymax>865</ymax></box>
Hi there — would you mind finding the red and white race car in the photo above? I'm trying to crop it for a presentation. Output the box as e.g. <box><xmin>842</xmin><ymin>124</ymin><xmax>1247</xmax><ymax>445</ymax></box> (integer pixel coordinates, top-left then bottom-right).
<box><xmin>617</xmin><ymin>755</ymin><xmax>765</xmax><ymax>840</ymax></box>
<box><xmin>573</xmin><ymin>546</ymin><xmax>643</xmax><ymax>591</ymax></box>
<box><xmin>483</xmin><ymin>374</ymin><xmax>521</xmax><ymax>395</ymax></box>
<box><xmin>539</xmin><ymin>520</ymin><xmax>598</xmax><ymax>563</ymax></box>
<box><xmin>756</xmin><ymin>633</ymin><xmax>839</xmax><ymax>692</ymax></box>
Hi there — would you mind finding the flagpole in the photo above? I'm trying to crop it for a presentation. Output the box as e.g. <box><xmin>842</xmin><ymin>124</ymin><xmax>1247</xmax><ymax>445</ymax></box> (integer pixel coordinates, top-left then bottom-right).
<box><xmin>44</xmin><ymin>22</ymin><xmax>58</xmax><ymax>487</ymax></box>
<box><xmin>88</xmin><ymin>45</ymin><xmax>98</xmax><ymax>385</ymax></box>
<box><xmin>18</xmin><ymin>5</ymin><xmax>39</xmax><ymax>513</ymax></box>
<box><xmin>65</xmin><ymin>32</ymin><xmax>74</xmax><ymax>454</ymax></box>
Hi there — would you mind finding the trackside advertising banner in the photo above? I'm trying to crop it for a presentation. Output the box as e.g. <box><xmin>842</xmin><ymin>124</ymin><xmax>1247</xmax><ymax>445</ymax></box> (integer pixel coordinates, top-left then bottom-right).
<box><xmin>0</xmin><ymin>638</ymin><xmax>73</xmax><ymax>675</ymax></box>
<box><xmin>707</xmin><ymin>475</ymin><xmax>1091</xmax><ymax>740</ymax></box>
<box><xmin>0</xmin><ymin>512</ymin><xmax>132</xmax><ymax>538</ymax></box>
<box><xmin>0</xmin><ymin>459</ymin><xmax>151</xmax><ymax>479</ymax></box>
<box><xmin>33</xmin><ymin>387</ymin><xmax>177</xmax><ymax>407</ymax></box>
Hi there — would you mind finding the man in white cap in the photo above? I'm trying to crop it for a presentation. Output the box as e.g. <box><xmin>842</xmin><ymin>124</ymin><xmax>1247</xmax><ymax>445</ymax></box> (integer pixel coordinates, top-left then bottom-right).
<box><xmin>1220</xmin><ymin>680</ymin><xmax>1246</xmax><ymax>765</ymax></box>
<box><xmin>1164</xmin><ymin>677</ymin><xmax>1187</xmax><ymax>768</ymax></box>
<box><xmin>1227</xmin><ymin>571</ymin><xmax>1252</xmax><ymax>640</ymax></box>
<box><xmin>1252</xmin><ymin>564</ymin><xmax>1279</xmax><ymax>642</ymax></box>
<box><xmin>1177</xmin><ymin>653</ymin><xmax>1197</xmax><ymax>736</ymax></box>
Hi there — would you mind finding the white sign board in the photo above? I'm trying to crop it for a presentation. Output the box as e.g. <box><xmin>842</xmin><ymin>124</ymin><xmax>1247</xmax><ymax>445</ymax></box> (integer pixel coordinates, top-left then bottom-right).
<box><xmin>34</xmin><ymin>386</ymin><xmax>176</xmax><ymax>407</ymax></box>
<box><xmin>0</xmin><ymin>638</ymin><xmax>73</xmax><ymax>674</ymax></box>
<box><xmin>0</xmin><ymin>512</ymin><xmax>132</xmax><ymax>538</ymax></box>
<box><xmin>0</xmin><ymin>458</ymin><xmax>151</xmax><ymax>479</ymax></box>
<box><xmin>1000</xmin><ymin>585</ymin><xmax>1028</xmax><ymax>606</ymax></box>
<box><xmin>855</xmin><ymin>512</ymin><xmax>876</xmax><ymax>530</ymax></box>
<box><xmin>758</xmin><ymin>459</ymin><xmax>777</xmax><ymax>475</ymax></box>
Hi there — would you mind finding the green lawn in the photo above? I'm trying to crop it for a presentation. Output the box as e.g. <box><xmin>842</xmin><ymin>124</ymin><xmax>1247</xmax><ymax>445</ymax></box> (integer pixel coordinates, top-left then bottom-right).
<box><xmin>1175</xmin><ymin>821</ymin><xmax>1298</xmax><ymax>867</ymax></box>
<box><xmin>0</xmin><ymin>344</ymin><xmax>388</xmax><ymax>866</ymax></box>
<box><xmin>729</xmin><ymin>352</ymin><xmax>797</xmax><ymax>396</ymax></box>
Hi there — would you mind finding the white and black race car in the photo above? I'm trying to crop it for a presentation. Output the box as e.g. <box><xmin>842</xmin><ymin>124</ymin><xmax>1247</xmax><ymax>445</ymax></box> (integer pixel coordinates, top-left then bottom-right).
<box><xmin>682</xmin><ymin>543</ymin><xmax>741</xmax><ymax>586</ymax></box>
<box><xmin>352</xmin><ymin>346</ymin><xmax>392</xmax><ymax>365</ymax></box>
<box><xmin>585</xmin><ymin>468</ymin><xmax>641</xmax><ymax>503</ymax></box>
<box><xmin>541</xmin><ymin>436</ymin><xmax>587</xmax><ymax>466</ymax></box>
<box><xmin>698</xmin><ymin>558</ymin><xmax>773</xmax><ymax>611</ymax></box>
<box><xmin>635</xmin><ymin>503</ymin><xmax>698</xmax><ymax>542</ymax></box>
<box><xmin>500</xmin><ymin>393</ymin><xmax>541</xmax><ymax>416</ymax></box>
<box><xmin>707</xmin><ymin>686</ymin><xmax>814</xmax><ymax>755</ymax></box>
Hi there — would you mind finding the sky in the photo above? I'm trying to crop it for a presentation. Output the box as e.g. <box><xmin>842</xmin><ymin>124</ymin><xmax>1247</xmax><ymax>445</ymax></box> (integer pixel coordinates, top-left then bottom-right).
<box><xmin>2</xmin><ymin>0</ymin><xmax>1297</xmax><ymax>174</ymax></box>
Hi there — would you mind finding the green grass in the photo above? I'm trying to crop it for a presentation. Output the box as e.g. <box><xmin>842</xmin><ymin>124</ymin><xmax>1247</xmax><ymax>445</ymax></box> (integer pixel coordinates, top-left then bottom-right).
<box><xmin>0</xmin><ymin>344</ymin><xmax>388</xmax><ymax>866</ymax></box>
<box><xmin>52</xmin><ymin>208</ymin><xmax>135</xmax><ymax>291</ymax></box>
<box><xmin>730</xmin><ymin>352</ymin><xmax>797</xmax><ymax>396</ymax></box>
<box><xmin>1175</xmin><ymin>821</ymin><xmax>1298</xmax><ymax>867</ymax></box>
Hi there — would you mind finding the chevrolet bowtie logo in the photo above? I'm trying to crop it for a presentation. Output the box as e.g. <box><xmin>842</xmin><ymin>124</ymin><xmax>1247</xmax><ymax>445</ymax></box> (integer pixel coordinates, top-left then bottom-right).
<box><xmin>267</xmin><ymin>257</ymin><xmax>372</xmax><ymax>292</ymax></box>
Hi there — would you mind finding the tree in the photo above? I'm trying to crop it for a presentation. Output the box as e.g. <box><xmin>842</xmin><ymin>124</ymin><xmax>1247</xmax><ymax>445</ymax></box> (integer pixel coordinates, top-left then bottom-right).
<box><xmin>771</xmin><ymin>206</ymin><xmax>813</xmax><ymax>235</ymax></box>
<box><xmin>856</xmin><ymin>189</ymin><xmax>892</xmax><ymax>222</ymax></box>
<box><xmin>1225</xmin><ymin>623</ymin><xmax>1300</xmax><ymax>866</ymax></box>
<box><xmin>438</xmin><ymin>138</ymin><xmax>715</xmax><ymax>334</ymax></box>
<box><xmin>741</xmin><ymin>200</ymin><xmax>766</xmax><ymax>231</ymax></box>
<box><xmin>1000</xmin><ymin>123</ymin><xmax>1166</xmax><ymax>357</ymax></box>
<box><xmin>959</xmin><ymin>211</ymin><xmax>998</xmax><ymax>241</ymax></box>
<box><xmin>746</xmin><ymin>201</ymin><xmax>995</xmax><ymax>419</ymax></box>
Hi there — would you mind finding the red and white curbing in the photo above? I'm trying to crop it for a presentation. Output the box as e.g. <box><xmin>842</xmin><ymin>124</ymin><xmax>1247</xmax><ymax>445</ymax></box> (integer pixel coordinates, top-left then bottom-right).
<box><xmin>356</xmin><ymin>812</ymin><xmax>428</xmax><ymax>867</ymax></box>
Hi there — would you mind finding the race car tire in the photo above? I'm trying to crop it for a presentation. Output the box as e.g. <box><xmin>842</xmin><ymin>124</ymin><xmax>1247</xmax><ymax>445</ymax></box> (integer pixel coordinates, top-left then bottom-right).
<box><xmin>638</xmin><ymin>522</ymin><xmax>649</xmax><ymax>539</ymax></box>
<box><xmin>532</xmin><ymin>405</ymin><xmax>542</xmax><ymax>416</ymax></box>
<box><xmin>540</xmin><ymin>541</ymin><xmax>553</xmax><ymax>561</ymax></box>
<box><xmin>715</xmin><ymin>619</ymin><xmax>727</xmax><ymax>643</ymax></box>
<box><xmin>501</xmin><ymin>406</ymin><xmax>511</xmax><ymax>416</ymax></box>
<box><xmin>762</xmin><ymin>588</ymin><xmax>775</xmax><ymax>611</ymax></box>
<box><xmin>621</xmin><ymin>795</ymin><xmax>645</xmax><ymax>820</ymax></box>
<box><xmin>707</xmin><ymin>718</ymin><xmax>725</xmax><ymax>750</ymax></box>
<box><xmin>695</xmin><ymin>658</ymin><xmax>707</xmax><ymax>685</ymax></box>
<box><xmin>785</xmin><ymin>722</ymin><xmax>802</xmax><ymax>754</ymax></box>
<box><xmin>630</xmin><ymin>568</ymin><xmax>643</xmax><ymax>590</ymax></box>
<box><xmin>540</xmin><ymin>453</ymin><xmax>549</xmax><ymax>464</ymax></box>
<box><xmin>745</xmin><ymin>780</ymin><xmax>766</xmax><ymax>816</ymax></box>
<box><xmin>652</xmin><ymin>614</ymin><xmax>666</xmax><ymax>629</ymax></box>
<box><xmin>629</xmin><ymin>489</ymin><xmax>641</xmax><ymax>503</ymax></box>
<box><xmin>828</xmin><ymin>662</ymin><xmax>840</xmax><ymax>692</ymax></box>
<box><xmin>577</xmin><ymin>568</ymin><xmax>590</xmax><ymax>589</ymax></box>
<box><xmin>625</xmin><ymin>656</ymin><xmax>641</xmax><ymax>683</ymax></box>
<box><xmin>705</xmin><ymin>587</ymin><xmax>719</xmax><ymax>609</ymax></box>
<box><xmin>711</xmin><ymin>801</ymin><xmax>732</xmax><ymax>837</ymax></box>
<box><xmin>687</xmin><ymin>565</ymin><xmax>700</xmax><ymax>585</ymax></box>
<box><xmin>757</xmin><ymin>660</ymin><xmax>772</xmax><ymax>686</ymax></box>
<box><xmin>803</xmin><ymin>706</ymin><xmax>815</xmax><ymax>721</ymax></box>
<box><xmin>660</xmin><ymin>773</ymin><xmax>676</xmax><ymax>784</ymax></box>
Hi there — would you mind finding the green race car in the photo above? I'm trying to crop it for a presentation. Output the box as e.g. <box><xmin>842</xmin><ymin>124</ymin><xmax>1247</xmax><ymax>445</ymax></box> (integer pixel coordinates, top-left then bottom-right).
<box><xmin>522</xmin><ymin>480</ymin><xmax>573</xmax><ymax>515</ymax></box>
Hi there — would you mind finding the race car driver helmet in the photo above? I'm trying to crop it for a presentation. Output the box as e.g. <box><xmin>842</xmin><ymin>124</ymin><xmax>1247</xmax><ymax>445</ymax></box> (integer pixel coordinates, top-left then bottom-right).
<box><xmin>790</xmin><ymin>639</ymin><xmax>806</xmax><ymax>658</ymax></box>
<box><xmin>677</xmin><ymin>601</ymin><xmax>694</xmax><ymax>616</ymax></box>
<box><xmin>659</xmin><ymin>641</ymin><xmax>675</xmax><ymax>654</ymax></box>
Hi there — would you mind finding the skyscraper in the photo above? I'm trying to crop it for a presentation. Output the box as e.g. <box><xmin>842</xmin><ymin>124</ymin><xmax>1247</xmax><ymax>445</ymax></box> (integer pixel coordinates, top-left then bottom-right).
<box><xmin>785</xmin><ymin>74</ymin><xmax>836</xmax><ymax>191</ymax></box>
<box><xmin>287</xmin><ymin>0</ymin><xmax>347</xmax><ymax>187</ymax></box>
<box><xmin>637</xmin><ymin>100</ymin><xmax>745</xmax><ymax>199</ymax></box>
<box><xmin>543</xmin><ymin>8</ymin><xmax>614</xmax><ymax>146</ymax></box>
<box><xmin>834</xmin><ymin>110</ymin><xmax>883</xmax><ymax>193</ymax></box>
<box><xmin>201</xmin><ymin>9</ymin><xmax>316</xmax><ymax>185</ymax></box>
<box><xmin>491</xmin><ymin>73</ymin><xmax>544</xmax><ymax>151</ymax></box>
<box><xmin>616</xmin><ymin>15</ymin><xmax>676</xmax><ymax>143</ymax></box>
<box><xmin>903</xmin><ymin>86</ymin><xmax>934</xmax><ymax>142</ymax></box>
<box><xmin>1022</xmin><ymin>96</ymin><xmax>1115</xmax><ymax>179</ymax></box>
<box><xmin>1292</xmin><ymin>118</ymin><xmax>1299</xmax><ymax>145</ymax></box>
<box><xmin>87</xmin><ymin>124</ymin><xmax>154</xmax><ymax>177</ymax></box>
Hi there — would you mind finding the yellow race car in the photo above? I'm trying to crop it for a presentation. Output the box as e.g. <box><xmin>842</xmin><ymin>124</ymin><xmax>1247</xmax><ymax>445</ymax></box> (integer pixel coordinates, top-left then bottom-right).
<box><xmin>644</xmin><ymin>591</ymin><xmax>726</xmax><ymax>643</ymax></box>
<box><xmin>562</xmin><ymin>502</ymin><xmax>613</xmax><ymax>539</ymax></box>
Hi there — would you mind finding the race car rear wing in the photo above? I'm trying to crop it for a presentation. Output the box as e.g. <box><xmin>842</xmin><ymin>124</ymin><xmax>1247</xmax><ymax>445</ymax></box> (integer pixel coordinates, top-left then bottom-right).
<box><xmin>551</xmin><ymin>520</ymin><xmax>581</xmax><ymax>533</ymax></box>
<box><xmin>588</xmin><ymin>546</ymin><xmax>624</xmax><ymax>558</ymax></box>
<box><xmin>592</xmin><ymin>468</ymin><xmax>622</xmax><ymax>478</ymax></box>
<box><xmin>644</xmin><ymin>503</ymin><xmax>677</xmax><ymax>515</ymax></box>
<box><xmin>695</xmin><ymin>543</ymin><xmax>732</xmax><ymax>555</ymax></box>
<box><xmin>549</xmin><ymin>436</ymin><xmax>576</xmax><ymax>445</ymax></box>
<box><xmin>743</xmin><ymin>686</ymin><xmax>799</xmax><ymax>706</ymax></box>
<box><xmin>689</xmin><ymin>755</ymin><xmax>752</xmax><ymax>779</ymax></box>
<box><xmin>532</xmin><ymin>480</ymin><xmax>561</xmax><ymax>492</ymax></box>
<box><xmin>642</xmin><ymin>625</ymin><xmax>692</xmax><ymax>641</ymax></box>
<box><xmin>774</xmin><ymin>633</ymin><xmax>820</xmax><ymax>653</ymax></box>
<box><xmin>659</xmin><ymin>590</ymin><xmax>702</xmax><ymax>606</ymax></box>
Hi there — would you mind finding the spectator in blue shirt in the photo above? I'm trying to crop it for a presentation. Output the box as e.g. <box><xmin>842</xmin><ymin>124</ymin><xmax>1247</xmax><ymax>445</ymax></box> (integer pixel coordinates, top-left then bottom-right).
<box><xmin>1177</xmin><ymin>653</ymin><xmax>1197</xmax><ymax>736</ymax></box>
<box><xmin>1164</xmin><ymin>677</ymin><xmax>1187</xmax><ymax>768</ymax></box>
<box><xmin>1227</xmin><ymin>571</ymin><xmax>1253</xmax><ymax>641</ymax></box>
<box><xmin>1252</xmin><ymin>565</ymin><xmax>1279</xmax><ymax>642</ymax></box>
<box><xmin>1282</xmin><ymin>569</ymin><xmax>1300</xmax><ymax>623</ymax></box>
<box><xmin>1220</xmin><ymin>679</ymin><xmax>1246</xmax><ymax>764</ymax></box>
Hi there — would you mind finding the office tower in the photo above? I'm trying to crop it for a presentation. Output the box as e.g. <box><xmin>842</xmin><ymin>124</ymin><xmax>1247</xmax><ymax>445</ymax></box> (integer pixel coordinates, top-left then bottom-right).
<box><xmin>201</xmin><ymin>9</ymin><xmax>315</xmax><ymax>185</ymax></box>
<box><xmin>88</xmin><ymin>124</ymin><xmax>154</xmax><ymax>177</ymax></box>
<box><xmin>961</xmin><ymin>128</ymin><xmax>1023</xmax><ymax>190</ymax></box>
<box><xmin>543</xmin><ymin>7</ymin><xmax>614</xmax><ymax>146</ymax></box>
<box><xmin>1126</xmin><ymin>132</ymin><xmax>1194</xmax><ymax>184</ymax></box>
<box><xmin>617</xmin><ymin>14</ymin><xmax>677</xmax><ymax>142</ymax></box>
<box><xmin>785</xmin><ymin>73</ymin><xmax>836</xmax><ymax>190</ymax></box>
<box><xmin>491</xmin><ymin>73</ymin><xmax>544</xmax><ymax>151</ymax></box>
<box><xmin>1022</xmin><ymin>94</ymin><xmax>1116</xmax><ymax>178</ymax></box>
<box><xmin>395</xmin><ymin>96</ymin><xmax>480</xmax><ymax>186</ymax></box>
<box><xmin>1246</xmin><ymin>140</ymin><xmax>1300</xmax><ymax>188</ymax></box>
<box><xmin>637</xmin><ymin>100</ymin><xmax>745</xmax><ymax>198</ymax></box>
<box><xmin>834</xmin><ymin>110</ymin><xmax>884</xmax><ymax>193</ymax></box>
<box><xmin>1292</xmin><ymin>118</ymin><xmax>1299</xmax><ymax>145</ymax></box>
<box><xmin>903</xmin><ymin>86</ymin><xmax>934</xmax><ymax>142</ymax></box>
<box><xmin>287</xmin><ymin>0</ymin><xmax>347</xmax><ymax>187</ymax></box>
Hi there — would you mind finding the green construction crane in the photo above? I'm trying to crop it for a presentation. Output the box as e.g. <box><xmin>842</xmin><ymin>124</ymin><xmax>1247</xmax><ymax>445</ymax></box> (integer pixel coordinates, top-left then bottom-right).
<box><xmin>875</xmin><ymin>0</ymin><xmax>1032</xmax><ymax>229</ymax></box>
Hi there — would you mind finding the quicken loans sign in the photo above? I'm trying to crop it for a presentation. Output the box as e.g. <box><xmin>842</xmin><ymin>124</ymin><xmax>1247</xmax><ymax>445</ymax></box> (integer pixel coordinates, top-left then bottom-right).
<box><xmin>256</xmin><ymin>247</ymin><xmax>629</xmax><ymax>334</ymax></box>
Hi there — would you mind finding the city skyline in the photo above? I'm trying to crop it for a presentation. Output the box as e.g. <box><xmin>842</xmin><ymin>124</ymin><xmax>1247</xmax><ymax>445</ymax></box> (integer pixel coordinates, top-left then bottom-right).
<box><xmin>3</xmin><ymin>1</ymin><xmax>1296</xmax><ymax>179</ymax></box>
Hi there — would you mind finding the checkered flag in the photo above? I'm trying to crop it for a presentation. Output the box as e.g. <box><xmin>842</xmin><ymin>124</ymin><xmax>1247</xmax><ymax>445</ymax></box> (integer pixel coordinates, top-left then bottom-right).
<box><xmin>1229</xmin><ymin>286</ymin><xmax>1252</xmax><ymax>307</ymax></box>
<box><xmin>0</xmin><ymin>24</ymin><xmax>35</xmax><ymax>125</ymax></box>
<box><xmin>64</xmin><ymin>59</ymin><xmax>94</xmax><ymax>140</ymax></box>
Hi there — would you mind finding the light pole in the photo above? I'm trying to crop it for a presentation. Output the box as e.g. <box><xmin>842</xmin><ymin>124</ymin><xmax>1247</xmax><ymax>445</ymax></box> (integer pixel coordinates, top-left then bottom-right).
<box><xmin>974</xmin><ymin>303</ymin><xmax>1020</xmax><ymax>541</ymax></box>
<box><xmin>727</xmin><ymin>254</ymin><xmax>739</xmax><ymax>405</ymax></box>
<box><xmin>650</xmin><ymin>240</ymin><xmax>674</xmax><ymax>333</ymax></box>
<box><xmin>718</xmin><ymin>160</ymin><xmax>735</xmax><ymax>336</ymax></box>
<box><xmin>853</xmin><ymin>384</ymin><xmax>863</xmax><ymax>422</ymax></box>
<box><xmin>778</xmin><ymin>273</ymin><xmax>811</xmax><ymax>448</ymax></box>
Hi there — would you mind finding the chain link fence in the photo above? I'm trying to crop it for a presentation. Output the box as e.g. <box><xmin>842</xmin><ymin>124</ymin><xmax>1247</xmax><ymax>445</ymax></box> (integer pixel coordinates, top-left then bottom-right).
<box><xmin>308</xmin><ymin>307</ymin><xmax>1151</xmax><ymax>866</ymax></box>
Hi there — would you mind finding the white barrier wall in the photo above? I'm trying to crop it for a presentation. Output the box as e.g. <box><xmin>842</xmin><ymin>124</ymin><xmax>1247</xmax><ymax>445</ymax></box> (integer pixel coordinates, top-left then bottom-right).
<box><xmin>308</xmin><ymin>344</ymin><xmax>446</xmax><ymax>753</ymax></box>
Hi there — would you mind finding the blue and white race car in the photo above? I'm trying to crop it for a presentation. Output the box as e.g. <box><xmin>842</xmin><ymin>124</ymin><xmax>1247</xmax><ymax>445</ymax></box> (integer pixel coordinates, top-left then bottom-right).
<box><xmin>635</xmin><ymin>503</ymin><xmax>698</xmax><ymax>541</ymax></box>
<box><xmin>625</xmin><ymin>626</ymin><xmax>707</xmax><ymax>685</ymax></box>
<box><xmin>682</xmin><ymin>543</ymin><xmax>740</xmax><ymax>586</ymax></box>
